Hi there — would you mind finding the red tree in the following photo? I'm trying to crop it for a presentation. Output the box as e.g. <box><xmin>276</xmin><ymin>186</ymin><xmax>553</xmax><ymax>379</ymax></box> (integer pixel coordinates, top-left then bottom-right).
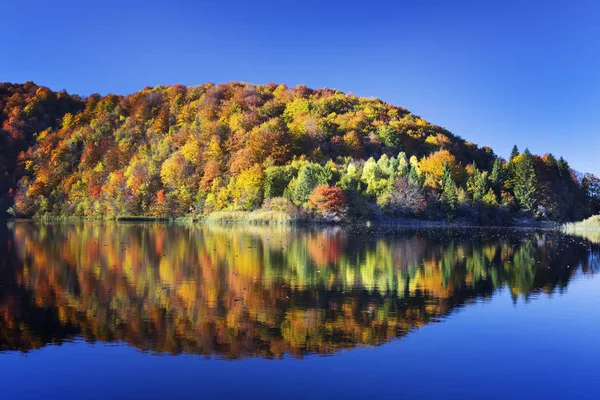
<box><xmin>307</xmin><ymin>185</ymin><xmax>347</xmax><ymax>221</ymax></box>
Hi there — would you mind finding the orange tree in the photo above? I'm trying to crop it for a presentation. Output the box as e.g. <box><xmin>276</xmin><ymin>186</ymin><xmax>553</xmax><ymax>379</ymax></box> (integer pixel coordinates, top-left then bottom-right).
<box><xmin>307</xmin><ymin>185</ymin><xmax>347</xmax><ymax>221</ymax></box>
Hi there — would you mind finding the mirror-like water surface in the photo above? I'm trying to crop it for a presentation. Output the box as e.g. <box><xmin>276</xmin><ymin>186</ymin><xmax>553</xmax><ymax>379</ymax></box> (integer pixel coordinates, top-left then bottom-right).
<box><xmin>1</xmin><ymin>222</ymin><xmax>599</xmax><ymax>399</ymax></box>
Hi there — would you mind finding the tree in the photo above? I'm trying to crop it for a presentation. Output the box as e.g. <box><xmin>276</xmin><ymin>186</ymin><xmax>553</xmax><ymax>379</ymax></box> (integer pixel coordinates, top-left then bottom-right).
<box><xmin>292</xmin><ymin>163</ymin><xmax>327</xmax><ymax>205</ymax></box>
<box><xmin>376</xmin><ymin>125</ymin><xmax>402</xmax><ymax>152</ymax></box>
<box><xmin>440</xmin><ymin>161</ymin><xmax>452</xmax><ymax>190</ymax></box>
<box><xmin>397</xmin><ymin>152</ymin><xmax>409</xmax><ymax>177</ymax></box>
<box><xmin>229</xmin><ymin>164</ymin><xmax>264</xmax><ymax>210</ymax></box>
<box><xmin>160</xmin><ymin>152</ymin><xmax>189</xmax><ymax>189</ymax></box>
<box><xmin>247</xmin><ymin>118</ymin><xmax>292</xmax><ymax>165</ymax></box>
<box><xmin>582</xmin><ymin>173</ymin><xmax>600</xmax><ymax>214</ymax></box>
<box><xmin>408</xmin><ymin>165</ymin><xmax>420</xmax><ymax>186</ymax></box>
<box><xmin>482</xmin><ymin>189</ymin><xmax>498</xmax><ymax>206</ymax></box>
<box><xmin>150</xmin><ymin>189</ymin><xmax>170</xmax><ymax>216</ymax></box>
<box><xmin>582</xmin><ymin>173</ymin><xmax>600</xmax><ymax>200</ymax></box>
<box><xmin>387</xmin><ymin>176</ymin><xmax>427</xmax><ymax>216</ymax></box>
<box><xmin>545</xmin><ymin>153</ymin><xmax>557</xmax><ymax>168</ymax></box>
<box><xmin>419</xmin><ymin>150</ymin><xmax>462</xmax><ymax>189</ymax></box>
<box><xmin>338</xmin><ymin>162</ymin><xmax>362</xmax><ymax>192</ymax></box>
<box><xmin>557</xmin><ymin>157</ymin><xmax>570</xmax><ymax>178</ymax></box>
<box><xmin>441</xmin><ymin>177</ymin><xmax>458</xmax><ymax>221</ymax></box>
<box><xmin>490</xmin><ymin>158</ymin><xmax>503</xmax><ymax>191</ymax></box>
<box><xmin>361</xmin><ymin>157</ymin><xmax>386</xmax><ymax>197</ymax></box>
<box><xmin>342</xmin><ymin>130</ymin><xmax>362</xmax><ymax>157</ymax></box>
<box><xmin>307</xmin><ymin>185</ymin><xmax>348</xmax><ymax>221</ymax></box>
<box><xmin>264</xmin><ymin>165</ymin><xmax>295</xmax><ymax>198</ymax></box>
<box><xmin>514</xmin><ymin>149</ymin><xmax>538</xmax><ymax>212</ymax></box>
<box><xmin>467</xmin><ymin>163</ymin><xmax>488</xmax><ymax>203</ymax></box>
<box><xmin>510</xmin><ymin>145</ymin><xmax>519</xmax><ymax>161</ymax></box>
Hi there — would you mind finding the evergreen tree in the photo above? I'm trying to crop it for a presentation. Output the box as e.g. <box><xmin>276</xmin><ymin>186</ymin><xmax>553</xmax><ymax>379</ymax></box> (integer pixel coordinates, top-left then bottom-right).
<box><xmin>292</xmin><ymin>164</ymin><xmax>327</xmax><ymax>205</ymax></box>
<box><xmin>467</xmin><ymin>163</ymin><xmax>488</xmax><ymax>202</ymax></box>
<box><xmin>442</xmin><ymin>178</ymin><xmax>458</xmax><ymax>221</ymax></box>
<box><xmin>320</xmin><ymin>163</ymin><xmax>334</xmax><ymax>184</ymax></box>
<box><xmin>514</xmin><ymin>148</ymin><xmax>538</xmax><ymax>212</ymax></box>
<box><xmin>408</xmin><ymin>165</ymin><xmax>420</xmax><ymax>186</ymax></box>
<box><xmin>397</xmin><ymin>152</ymin><xmax>409</xmax><ymax>176</ymax></box>
<box><xmin>557</xmin><ymin>157</ymin><xmax>569</xmax><ymax>178</ymax></box>
<box><xmin>490</xmin><ymin>158</ymin><xmax>503</xmax><ymax>191</ymax></box>
<box><xmin>545</xmin><ymin>153</ymin><xmax>557</xmax><ymax>168</ymax></box>
<box><xmin>440</xmin><ymin>161</ymin><xmax>452</xmax><ymax>190</ymax></box>
<box><xmin>510</xmin><ymin>145</ymin><xmax>520</xmax><ymax>161</ymax></box>
<box><xmin>474</xmin><ymin>172</ymin><xmax>488</xmax><ymax>203</ymax></box>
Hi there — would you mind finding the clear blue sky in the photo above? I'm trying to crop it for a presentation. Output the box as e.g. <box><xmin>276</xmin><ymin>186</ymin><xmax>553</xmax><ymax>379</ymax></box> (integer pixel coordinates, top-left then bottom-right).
<box><xmin>2</xmin><ymin>0</ymin><xmax>599</xmax><ymax>174</ymax></box>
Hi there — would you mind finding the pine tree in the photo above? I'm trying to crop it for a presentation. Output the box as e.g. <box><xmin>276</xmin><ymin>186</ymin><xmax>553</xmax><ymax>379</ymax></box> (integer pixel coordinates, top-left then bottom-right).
<box><xmin>320</xmin><ymin>163</ymin><xmax>334</xmax><ymax>184</ymax></box>
<box><xmin>397</xmin><ymin>152</ymin><xmax>409</xmax><ymax>176</ymax></box>
<box><xmin>557</xmin><ymin>157</ymin><xmax>569</xmax><ymax>178</ymax></box>
<box><xmin>545</xmin><ymin>153</ymin><xmax>557</xmax><ymax>168</ymax></box>
<box><xmin>474</xmin><ymin>172</ymin><xmax>488</xmax><ymax>202</ymax></box>
<box><xmin>408</xmin><ymin>165</ymin><xmax>420</xmax><ymax>186</ymax></box>
<box><xmin>293</xmin><ymin>164</ymin><xmax>326</xmax><ymax>205</ymax></box>
<box><xmin>510</xmin><ymin>145</ymin><xmax>520</xmax><ymax>161</ymax></box>
<box><xmin>442</xmin><ymin>178</ymin><xmax>458</xmax><ymax>221</ymax></box>
<box><xmin>490</xmin><ymin>158</ymin><xmax>503</xmax><ymax>190</ymax></box>
<box><xmin>467</xmin><ymin>163</ymin><xmax>488</xmax><ymax>202</ymax></box>
<box><xmin>440</xmin><ymin>161</ymin><xmax>452</xmax><ymax>190</ymax></box>
<box><xmin>514</xmin><ymin>148</ymin><xmax>537</xmax><ymax>212</ymax></box>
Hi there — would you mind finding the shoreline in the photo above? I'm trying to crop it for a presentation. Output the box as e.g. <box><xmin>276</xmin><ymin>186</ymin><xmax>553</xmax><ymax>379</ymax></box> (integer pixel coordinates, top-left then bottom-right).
<box><xmin>1</xmin><ymin>214</ymin><xmax>566</xmax><ymax>230</ymax></box>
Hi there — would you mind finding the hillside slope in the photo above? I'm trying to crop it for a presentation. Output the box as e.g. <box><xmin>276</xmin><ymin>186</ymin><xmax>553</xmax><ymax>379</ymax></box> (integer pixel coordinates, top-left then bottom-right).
<box><xmin>1</xmin><ymin>81</ymin><xmax>598</xmax><ymax>221</ymax></box>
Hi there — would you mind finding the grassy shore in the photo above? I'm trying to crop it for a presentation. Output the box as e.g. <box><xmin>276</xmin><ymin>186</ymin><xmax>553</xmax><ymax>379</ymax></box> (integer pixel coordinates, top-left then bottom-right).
<box><xmin>563</xmin><ymin>215</ymin><xmax>600</xmax><ymax>231</ymax></box>
<box><xmin>202</xmin><ymin>210</ymin><xmax>295</xmax><ymax>225</ymax></box>
<box><xmin>563</xmin><ymin>215</ymin><xmax>600</xmax><ymax>243</ymax></box>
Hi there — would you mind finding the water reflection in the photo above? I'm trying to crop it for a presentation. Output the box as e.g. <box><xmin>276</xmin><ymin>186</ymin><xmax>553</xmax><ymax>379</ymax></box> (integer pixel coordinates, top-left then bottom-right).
<box><xmin>1</xmin><ymin>222</ymin><xmax>598</xmax><ymax>358</ymax></box>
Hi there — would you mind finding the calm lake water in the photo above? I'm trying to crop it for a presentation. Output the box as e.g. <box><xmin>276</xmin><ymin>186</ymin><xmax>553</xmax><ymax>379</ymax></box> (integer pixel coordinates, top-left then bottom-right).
<box><xmin>1</xmin><ymin>222</ymin><xmax>599</xmax><ymax>400</ymax></box>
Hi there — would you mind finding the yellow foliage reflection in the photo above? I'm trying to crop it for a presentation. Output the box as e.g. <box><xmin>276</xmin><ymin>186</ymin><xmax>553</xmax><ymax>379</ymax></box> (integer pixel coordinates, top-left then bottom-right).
<box><xmin>0</xmin><ymin>222</ymin><xmax>597</xmax><ymax>358</ymax></box>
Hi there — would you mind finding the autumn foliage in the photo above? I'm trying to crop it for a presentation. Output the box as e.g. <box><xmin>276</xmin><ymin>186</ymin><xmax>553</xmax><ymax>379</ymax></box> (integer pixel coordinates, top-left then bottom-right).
<box><xmin>307</xmin><ymin>185</ymin><xmax>347</xmax><ymax>221</ymax></box>
<box><xmin>0</xmin><ymin>81</ymin><xmax>598</xmax><ymax>222</ymax></box>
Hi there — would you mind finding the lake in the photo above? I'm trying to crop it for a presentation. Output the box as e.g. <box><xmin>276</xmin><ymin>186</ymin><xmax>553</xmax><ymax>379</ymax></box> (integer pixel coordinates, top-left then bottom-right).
<box><xmin>1</xmin><ymin>221</ymin><xmax>599</xmax><ymax>399</ymax></box>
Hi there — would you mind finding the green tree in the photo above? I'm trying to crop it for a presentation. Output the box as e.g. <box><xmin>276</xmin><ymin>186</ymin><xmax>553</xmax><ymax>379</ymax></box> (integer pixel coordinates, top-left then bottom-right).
<box><xmin>264</xmin><ymin>165</ymin><xmax>294</xmax><ymax>198</ymax></box>
<box><xmin>376</xmin><ymin>125</ymin><xmax>402</xmax><ymax>152</ymax></box>
<box><xmin>408</xmin><ymin>165</ymin><xmax>421</xmax><ymax>186</ymax></box>
<box><xmin>441</xmin><ymin>178</ymin><xmax>458</xmax><ymax>221</ymax></box>
<box><xmin>292</xmin><ymin>163</ymin><xmax>327</xmax><ymax>205</ymax></box>
<box><xmin>467</xmin><ymin>163</ymin><xmax>488</xmax><ymax>203</ymax></box>
<box><xmin>397</xmin><ymin>152</ymin><xmax>409</xmax><ymax>177</ymax></box>
<box><xmin>514</xmin><ymin>149</ymin><xmax>538</xmax><ymax>212</ymax></box>
<box><xmin>510</xmin><ymin>145</ymin><xmax>520</xmax><ymax>161</ymax></box>
<box><xmin>490</xmin><ymin>158</ymin><xmax>503</xmax><ymax>191</ymax></box>
<box><xmin>440</xmin><ymin>161</ymin><xmax>452</xmax><ymax>190</ymax></box>
<box><xmin>545</xmin><ymin>153</ymin><xmax>557</xmax><ymax>168</ymax></box>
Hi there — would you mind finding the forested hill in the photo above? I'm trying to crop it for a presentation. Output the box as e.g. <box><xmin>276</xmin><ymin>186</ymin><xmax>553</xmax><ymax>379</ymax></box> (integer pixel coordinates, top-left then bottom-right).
<box><xmin>1</xmin><ymin>81</ymin><xmax>599</xmax><ymax>222</ymax></box>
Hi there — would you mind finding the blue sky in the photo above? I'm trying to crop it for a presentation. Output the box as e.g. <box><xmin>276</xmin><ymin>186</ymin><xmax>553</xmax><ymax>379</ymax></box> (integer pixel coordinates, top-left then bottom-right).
<box><xmin>2</xmin><ymin>0</ymin><xmax>599</xmax><ymax>174</ymax></box>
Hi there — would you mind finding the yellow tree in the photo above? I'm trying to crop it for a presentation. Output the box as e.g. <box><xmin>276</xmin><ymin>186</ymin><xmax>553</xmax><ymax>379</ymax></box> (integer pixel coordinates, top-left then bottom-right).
<box><xmin>229</xmin><ymin>164</ymin><xmax>264</xmax><ymax>210</ymax></box>
<box><xmin>419</xmin><ymin>150</ymin><xmax>463</xmax><ymax>189</ymax></box>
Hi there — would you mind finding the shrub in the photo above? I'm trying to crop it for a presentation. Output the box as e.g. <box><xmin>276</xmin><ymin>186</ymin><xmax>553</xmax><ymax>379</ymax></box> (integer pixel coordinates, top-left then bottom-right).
<box><xmin>387</xmin><ymin>177</ymin><xmax>427</xmax><ymax>216</ymax></box>
<box><xmin>261</xmin><ymin>197</ymin><xmax>297</xmax><ymax>215</ymax></box>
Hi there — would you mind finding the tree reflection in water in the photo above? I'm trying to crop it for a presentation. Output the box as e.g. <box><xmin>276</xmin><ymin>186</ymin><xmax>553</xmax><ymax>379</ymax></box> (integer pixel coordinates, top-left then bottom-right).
<box><xmin>0</xmin><ymin>222</ymin><xmax>598</xmax><ymax>358</ymax></box>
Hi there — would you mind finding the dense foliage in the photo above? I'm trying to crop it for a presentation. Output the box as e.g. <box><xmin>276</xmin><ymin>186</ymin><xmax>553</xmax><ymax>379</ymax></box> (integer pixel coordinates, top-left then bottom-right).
<box><xmin>1</xmin><ymin>81</ymin><xmax>598</xmax><ymax>222</ymax></box>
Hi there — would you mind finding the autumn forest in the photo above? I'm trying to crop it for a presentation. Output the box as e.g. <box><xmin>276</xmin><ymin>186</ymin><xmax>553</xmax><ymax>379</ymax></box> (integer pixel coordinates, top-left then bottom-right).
<box><xmin>1</xmin><ymin>81</ymin><xmax>599</xmax><ymax>223</ymax></box>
